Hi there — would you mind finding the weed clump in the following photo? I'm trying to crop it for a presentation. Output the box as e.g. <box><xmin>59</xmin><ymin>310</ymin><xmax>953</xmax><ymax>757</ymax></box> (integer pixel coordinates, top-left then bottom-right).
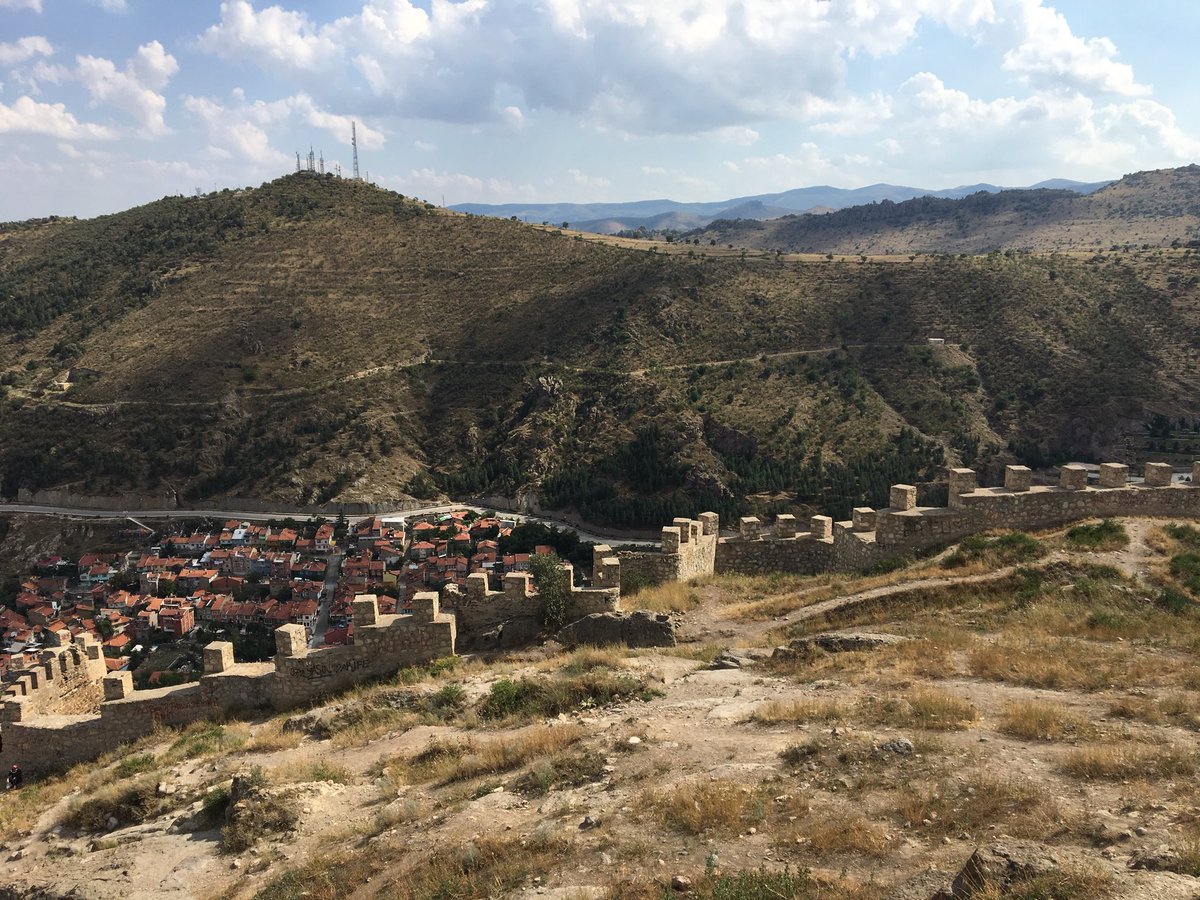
<box><xmin>944</xmin><ymin>532</ymin><xmax>1046</xmax><ymax>568</ymax></box>
<box><xmin>479</xmin><ymin>672</ymin><xmax>656</xmax><ymax>721</ymax></box>
<box><xmin>1065</xmin><ymin>519</ymin><xmax>1128</xmax><ymax>551</ymax></box>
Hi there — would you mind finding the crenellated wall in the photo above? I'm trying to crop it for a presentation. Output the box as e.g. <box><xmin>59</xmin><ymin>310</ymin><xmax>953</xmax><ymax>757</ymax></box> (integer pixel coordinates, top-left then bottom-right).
<box><xmin>0</xmin><ymin>595</ymin><xmax>455</xmax><ymax>776</ymax></box>
<box><xmin>0</xmin><ymin>634</ymin><xmax>107</xmax><ymax>722</ymax></box>
<box><xmin>619</xmin><ymin>514</ymin><xmax>719</xmax><ymax>591</ymax></box>
<box><xmin>445</xmin><ymin>554</ymin><xmax>621</xmax><ymax>638</ymax></box>
<box><xmin>619</xmin><ymin>461</ymin><xmax>1200</xmax><ymax>584</ymax></box>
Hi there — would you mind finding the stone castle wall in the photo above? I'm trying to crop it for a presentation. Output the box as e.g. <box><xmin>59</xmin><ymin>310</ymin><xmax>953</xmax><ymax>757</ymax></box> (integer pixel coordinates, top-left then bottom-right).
<box><xmin>446</xmin><ymin>549</ymin><xmax>621</xmax><ymax>638</ymax></box>
<box><xmin>620</xmin><ymin>461</ymin><xmax>1200</xmax><ymax>584</ymax></box>
<box><xmin>0</xmin><ymin>596</ymin><xmax>455</xmax><ymax>777</ymax></box>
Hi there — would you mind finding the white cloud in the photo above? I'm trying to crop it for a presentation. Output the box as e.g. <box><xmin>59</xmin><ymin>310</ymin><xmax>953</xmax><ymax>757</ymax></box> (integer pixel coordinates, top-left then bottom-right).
<box><xmin>75</xmin><ymin>41</ymin><xmax>178</xmax><ymax>136</ymax></box>
<box><xmin>413</xmin><ymin>139</ymin><xmax>435</xmax><ymax>151</ymax></box>
<box><xmin>198</xmin><ymin>1</ymin><xmax>340</xmax><ymax>69</ymax></box>
<box><xmin>0</xmin><ymin>0</ymin><xmax>43</xmax><ymax>11</ymax></box>
<box><xmin>0</xmin><ymin>95</ymin><xmax>113</xmax><ymax>139</ymax></box>
<box><xmin>566</xmin><ymin>167</ymin><xmax>609</xmax><ymax>189</ymax></box>
<box><xmin>640</xmin><ymin>165</ymin><xmax>666</xmax><ymax>175</ymax></box>
<box><xmin>0</xmin><ymin>35</ymin><xmax>51</xmax><ymax>66</ymax></box>
<box><xmin>183</xmin><ymin>91</ymin><xmax>384</xmax><ymax>166</ymax></box>
<box><xmin>93</xmin><ymin>0</ymin><xmax>127</xmax><ymax>11</ymax></box>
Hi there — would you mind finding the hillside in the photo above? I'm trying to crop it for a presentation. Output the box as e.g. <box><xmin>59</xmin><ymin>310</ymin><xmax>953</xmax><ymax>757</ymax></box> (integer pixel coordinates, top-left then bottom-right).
<box><xmin>689</xmin><ymin>166</ymin><xmax>1200</xmax><ymax>255</ymax></box>
<box><xmin>2</xmin><ymin>174</ymin><xmax>1200</xmax><ymax>527</ymax></box>
<box><xmin>3</xmin><ymin>517</ymin><xmax>1200</xmax><ymax>899</ymax></box>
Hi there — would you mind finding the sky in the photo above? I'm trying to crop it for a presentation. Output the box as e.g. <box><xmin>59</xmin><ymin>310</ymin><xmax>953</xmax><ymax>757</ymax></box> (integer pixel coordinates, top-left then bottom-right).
<box><xmin>1</xmin><ymin>0</ymin><xmax>1198</xmax><ymax>219</ymax></box>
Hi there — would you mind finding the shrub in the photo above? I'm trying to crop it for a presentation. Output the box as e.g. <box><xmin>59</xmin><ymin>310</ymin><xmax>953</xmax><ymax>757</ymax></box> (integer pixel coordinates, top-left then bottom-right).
<box><xmin>1065</xmin><ymin>519</ymin><xmax>1129</xmax><ymax>550</ymax></box>
<box><xmin>646</xmin><ymin>778</ymin><xmax>764</xmax><ymax>836</ymax></box>
<box><xmin>113</xmin><ymin>753</ymin><xmax>157</xmax><ymax>779</ymax></box>
<box><xmin>944</xmin><ymin>532</ymin><xmax>1045</xmax><ymax>568</ymax></box>
<box><xmin>529</xmin><ymin>552</ymin><xmax>569</xmax><ymax>629</ymax></box>
<box><xmin>63</xmin><ymin>777</ymin><xmax>164</xmax><ymax>832</ymax></box>
<box><xmin>999</xmin><ymin>700</ymin><xmax>1087</xmax><ymax>741</ymax></box>
<box><xmin>478</xmin><ymin>672</ymin><xmax>655</xmax><ymax>721</ymax></box>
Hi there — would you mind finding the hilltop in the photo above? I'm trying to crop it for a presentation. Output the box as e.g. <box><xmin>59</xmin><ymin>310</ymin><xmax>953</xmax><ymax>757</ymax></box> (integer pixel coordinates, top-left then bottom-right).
<box><xmin>687</xmin><ymin>166</ymin><xmax>1200</xmax><ymax>255</ymax></box>
<box><xmin>2</xmin><ymin>174</ymin><xmax>1200</xmax><ymax>527</ymax></box>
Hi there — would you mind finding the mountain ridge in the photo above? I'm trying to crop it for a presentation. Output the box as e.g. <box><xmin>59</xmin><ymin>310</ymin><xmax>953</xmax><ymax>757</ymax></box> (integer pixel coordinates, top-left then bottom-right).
<box><xmin>451</xmin><ymin>177</ymin><xmax>1112</xmax><ymax>234</ymax></box>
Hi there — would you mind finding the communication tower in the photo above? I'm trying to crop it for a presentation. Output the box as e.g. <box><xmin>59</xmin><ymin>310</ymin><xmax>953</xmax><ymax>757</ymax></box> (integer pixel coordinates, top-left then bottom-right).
<box><xmin>352</xmin><ymin>122</ymin><xmax>361</xmax><ymax>181</ymax></box>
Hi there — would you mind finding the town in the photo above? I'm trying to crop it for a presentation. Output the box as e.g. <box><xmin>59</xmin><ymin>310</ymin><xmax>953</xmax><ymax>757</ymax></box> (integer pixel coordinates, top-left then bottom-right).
<box><xmin>0</xmin><ymin>511</ymin><xmax>587</xmax><ymax>692</ymax></box>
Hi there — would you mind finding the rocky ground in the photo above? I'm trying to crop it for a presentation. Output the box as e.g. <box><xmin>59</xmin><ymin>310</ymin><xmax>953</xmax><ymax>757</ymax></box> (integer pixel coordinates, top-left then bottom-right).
<box><xmin>2</xmin><ymin>517</ymin><xmax>1199</xmax><ymax>899</ymax></box>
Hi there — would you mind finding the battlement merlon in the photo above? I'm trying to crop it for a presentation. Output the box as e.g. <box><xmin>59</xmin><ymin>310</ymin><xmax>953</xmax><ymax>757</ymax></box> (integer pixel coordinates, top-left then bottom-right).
<box><xmin>1145</xmin><ymin>462</ymin><xmax>1173</xmax><ymax>487</ymax></box>
<box><xmin>1099</xmin><ymin>463</ymin><xmax>1129</xmax><ymax>489</ymax></box>
<box><xmin>948</xmin><ymin>468</ymin><xmax>977</xmax><ymax>508</ymax></box>
<box><xmin>1060</xmin><ymin>464</ymin><xmax>1089</xmax><ymax>490</ymax></box>
<box><xmin>889</xmin><ymin>485</ymin><xmax>917</xmax><ymax>511</ymax></box>
<box><xmin>1005</xmin><ymin>465</ymin><xmax>1033</xmax><ymax>492</ymax></box>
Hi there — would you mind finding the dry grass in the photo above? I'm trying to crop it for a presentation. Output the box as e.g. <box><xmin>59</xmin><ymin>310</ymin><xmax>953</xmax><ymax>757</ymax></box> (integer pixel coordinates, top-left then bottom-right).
<box><xmin>1061</xmin><ymin>742</ymin><xmax>1196</xmax><ymax>780</ymax></box>
<box><xmin>968</xmin><ymin>636</ymin><xmax>1158</xmax><ymax>691</ymax></box>
<box><xmin>793</xmin><ymin>810</ymin><xmax>891</xmax><ymax>857</ymax></box>
<box><xmin>1107</xmin><ymin>692</ymin><xmax>1200</xmax><ymax>729</ymax></box>
<box><xmin>896</xmin><ymin>772</ymin><xmax>1064</xmax><ymax>838</ymax></box>
<box><xmin>752</xmin><ymin>687</ymin><xmax>977</xmax><ymax>731</ymax></box>
<box><xmin>642</xmin><ymin>777</ymin><xmax>765</xmax><ymax>836</ymax></box>
<box><xmin>389</xmin><ymin>724</ymin><xmax>584</xmax><ymax>787</ymax></box>
<box><xmin>750</xmin><ymin>697</ymin><xmax>850</xmax><ymax>725</ymax></box>
<box><xmin>999</xmin><ymin>700</ymin><xmax>1091</xmax><ymax>741</ymax></box>
<box><xmin>627</xmin><ymin>580</ymin><xmax>699</xmax><ymax>613</ymax></box>
<box><xmin>243</xmin><ymin>718</ymin><xmax>304</xmax><ymax>754</ymax></box>
<box><xmin>878</xmin><ymin>687</ymin><xmax>979</xmax><ymax>731</ymax></box>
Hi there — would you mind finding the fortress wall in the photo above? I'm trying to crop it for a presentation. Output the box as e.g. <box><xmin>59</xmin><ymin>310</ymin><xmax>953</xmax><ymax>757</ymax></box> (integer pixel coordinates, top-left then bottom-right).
<box><xmin>1</xmin><ymin>636</ymin><xmax>107</xmax><ymax>723</ymax></box>
<box><xmin>715</xmin><ymin>533</ymin><xmax>834</xmax><ymax>576</ymax></box>
<box><xmin>446</xmin><ymin>564</ymin><xmax>621</xmax><ymax>639</ymax></box>
<box><xmin>0</xmin><ymin>601</ymin><xmax>455</xmax><ymax>777</ymax></box>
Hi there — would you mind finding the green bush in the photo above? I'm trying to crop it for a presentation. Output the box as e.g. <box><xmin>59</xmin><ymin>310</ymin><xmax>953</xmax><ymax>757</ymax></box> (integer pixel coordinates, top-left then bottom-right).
<box><xmin>945</xmin><ymin>531</ymin><xmax>1046</xmax><ymax>568</ymax></box>
<box><xmin>1065</xmin><ymin>519</ymin><xmax>1129</xmax><ymax>550</ymax></box>
<box><xmin>479</xmin><ymin>673</ymin><xmax>657</xmax><ymax>722</ymax></box>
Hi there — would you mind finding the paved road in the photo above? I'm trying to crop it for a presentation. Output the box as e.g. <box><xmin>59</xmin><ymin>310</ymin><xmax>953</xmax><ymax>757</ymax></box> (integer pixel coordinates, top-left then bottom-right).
<box><xmin>0</xmin><ymin>502</ymin><xmax>660</xmax><ymax>546</ymax></box>
<box><xmin>309</xmin><ymin>552</ymin><xmax>343</xmax><ymax>649</ymax></box>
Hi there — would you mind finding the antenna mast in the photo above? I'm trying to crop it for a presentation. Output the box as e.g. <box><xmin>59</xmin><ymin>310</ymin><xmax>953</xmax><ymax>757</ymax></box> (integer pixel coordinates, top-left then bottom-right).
<box><xmin>352</xmin><ymin>121</ymin><xmax>361</xmax><ymax>181</ymax></box>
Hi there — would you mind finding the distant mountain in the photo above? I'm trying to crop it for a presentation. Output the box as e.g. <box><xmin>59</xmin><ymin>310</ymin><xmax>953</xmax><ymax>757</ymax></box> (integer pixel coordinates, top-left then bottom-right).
<box><xmin>452</xmin><ymin>177</ymin><xmax>1112</xmax><ymax>234</ymax></box>
<box><xmin>688</xmin><ymin>165</ymin><xmax>1200</xmax><ymax>255</ymax></box>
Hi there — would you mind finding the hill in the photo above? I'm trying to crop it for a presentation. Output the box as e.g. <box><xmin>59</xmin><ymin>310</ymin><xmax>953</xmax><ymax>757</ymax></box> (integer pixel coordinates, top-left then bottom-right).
<box><xmin>688</xmin><ymin>165</ymin><xmax>1200</xmax><ymax>254</ymax></box>
<box><xmin>452</xmin><ymin>177</ymin><xmax>1110</xmax><ymax>236</ymax></box>
<box><xmin>2</xmin><ymin>174</ymin><xmax>1200</xmax><ymax>527</ymax></box>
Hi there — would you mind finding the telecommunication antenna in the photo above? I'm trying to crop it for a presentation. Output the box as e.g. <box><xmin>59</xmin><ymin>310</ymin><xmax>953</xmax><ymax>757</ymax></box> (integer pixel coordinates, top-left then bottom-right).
<box><xmin>334</xmin><ymin>163</ymin><xmax>342</xmax><ymax>178</ymax></box>
<box><xmin>307</xmin><ymin>147</ymin><xmax>316</xmax><ymax>173</ymax></box>
<box><xmin>351</xmin><ymin>121</ymin><xmax>361</xmax><ymax>181</ymax></box>
<box><xmin>318</xmin><ymin>151</ymin><xmax>325</xmax><ymax>176</ymax></box>
<box><xmin>295</xmin><ymin>152</ymin><xmax>302</xmax><ymax>173</ymax></box>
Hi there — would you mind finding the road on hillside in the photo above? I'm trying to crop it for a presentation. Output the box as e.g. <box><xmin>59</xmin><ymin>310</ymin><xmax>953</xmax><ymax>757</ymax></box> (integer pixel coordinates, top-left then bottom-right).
<box><xmin>309</xmin><ymin>552</ymin><xmax>343</xmax><ymax>649</ymax></box>
<box><xmin>0</xmin><ymin>502</ymin><xmax>661</xmax><ymax>546</ymax></box>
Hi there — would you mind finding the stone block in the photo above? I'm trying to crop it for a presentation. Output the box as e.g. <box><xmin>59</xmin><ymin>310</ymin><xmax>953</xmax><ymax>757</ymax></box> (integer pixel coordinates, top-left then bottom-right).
<box><xmin>594</xmin><ymin>557</ymin><xmax>621</xmax><ymax>589</ymax></box>
<box><xmin>352</xmin><ymin>594</ymin><xmax>379</xmax><ymax>627</ymax></box>
<box><xmin>774</xmin><ymin>514</ymin><xmax>798</xmax><ymax>538</ymax></box>
<box><xmin>810</xmin><ymin>515</ymin><xmax>833</xmax><ymax>540</ymax></box>
<box><xmin>1004</xmin><ymin>465</ymin><xmax>1032</xmax><ymax>492</ymax></box>
<box><xmin>410</xmin><ymin>592</ymin><xmax>439</xmax><ymax>623</ymax></box>
<box><xmin>465</xmin><ymin>572</ymin><xmax>490</xmax><ymax>599</ymax></box>
<box><xmin>889</xmin><ymin>484</ymin><xmax>917</xmax><ymax>511</ymax></box>
<box><xmin>672</xmin><ymin>518</ymin><xmax>693</xmax><ymax>544</ymax></box>
<box><xmin>851</xmin><ymin>508</ymin><xmax>876</xmax><ymax>532</ymax></box>
<box><xmin>1060</xmin><ymin>464</ymin><xmax>1089</xmax><ymax>490</ymax></box>
<box><xmin>103</xmin><ymin>672</ymin><xmax>133</xmax><ymax>701</ymax></box>
<box><xmin>274</xmin><ymin>623</ymin><xmax>308</xmax><ymax>658</ymax></box>
<box><xmin>203</xmin><ymin>641</ymin><xmax>235</xmax><ymax>674</ymax></box>
<box><xmin>660</xmin><ymin>526</ymin><xmax>681</xmax><ymax>553</ymax></box>
<box><xmin>503</xmin><ymin>573</ymin><xmax>533</xmax><ymax>598</ymax></box>
<box><xmin>1098</xmin><ymin>463</ymin><xmax>1129</xmax><ymax>489</ymax></box>
<box><xmin>1144</xmin><ymin>462</ymin><xmax>1174</xmax><ymax>487</ymax></box>
<box><xmin>699</xmin><ymin>512</ymin><xmax>720</xmax><ymax>536</ymax></box>
<box><xmin>948</xmin><ymin>468</ymin><xmax>977</xmax><ymax>507</ymax></box>
<box><xmin>592</xmin><ymin>544</ymin><xmax>613</xmax><ymax>570</ymax></box>
<box><xmin>739</xmin><ymin>517</ymin><xmax>761</xmax><ymax>540</ymax></box>
<box><xmin>1192</xmin><ymin>461</ymin><xmax>1200</xmax><ymax>486</ymax></box>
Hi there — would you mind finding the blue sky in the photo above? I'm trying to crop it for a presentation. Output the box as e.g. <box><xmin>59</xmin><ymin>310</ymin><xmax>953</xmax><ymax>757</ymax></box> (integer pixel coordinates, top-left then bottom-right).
<box><xmin>1</xmin><ymin>0</ymin><xmax>1197</xmax><ymax>219</ymax></box>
